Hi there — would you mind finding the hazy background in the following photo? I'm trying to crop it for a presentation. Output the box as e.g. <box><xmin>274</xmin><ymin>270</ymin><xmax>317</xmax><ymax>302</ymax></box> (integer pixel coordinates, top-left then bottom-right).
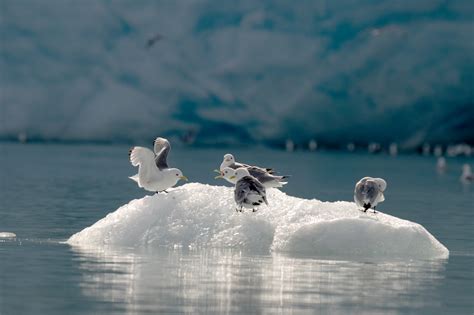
<box><xmin>1</xmin><ymin>0</ymin><xmax>473</xmax><ymax>148</ymax></box>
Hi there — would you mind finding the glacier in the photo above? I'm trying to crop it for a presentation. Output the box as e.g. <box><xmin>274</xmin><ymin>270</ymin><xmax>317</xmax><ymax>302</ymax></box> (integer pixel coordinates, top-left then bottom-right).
<box><xmin>68</xmin><ymin>183</ymin><xmax>449</xmax><ymax>260</ymax></box>
<box><xmin>1</xmin><ymin>1</ymin><xmax>473</xmax><ymax>147</ymax></box>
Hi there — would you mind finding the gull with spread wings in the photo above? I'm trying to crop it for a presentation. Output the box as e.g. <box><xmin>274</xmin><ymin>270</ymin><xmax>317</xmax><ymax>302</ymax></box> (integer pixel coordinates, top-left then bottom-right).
<box><xmin>129</xmin><ymin>137</ymin><xmax>188</xmax><ymax>193</ymax></box>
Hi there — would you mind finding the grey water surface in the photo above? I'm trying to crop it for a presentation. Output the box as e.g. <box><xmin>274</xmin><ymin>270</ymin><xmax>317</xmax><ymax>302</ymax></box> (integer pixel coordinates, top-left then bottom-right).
<box><xmin>0</xmin><ymin>143</ymin><xmax>472</xmax><ymax>314</ymax></box>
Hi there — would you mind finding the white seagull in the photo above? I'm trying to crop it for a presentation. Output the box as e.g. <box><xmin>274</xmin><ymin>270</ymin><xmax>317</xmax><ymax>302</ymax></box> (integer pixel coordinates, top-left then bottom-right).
<box><xmin>461</xmin><ymin>164</ymin><xmax>473</xmax><ymax>183</ymax></box>
<box><xmin>354</xmin><ymin>177</ymin><xmax>387</xmax><ymax>212</ymax></box>
<box><xmin>231</xmin><ymin>168</ymin><xmax>268</xmax><ymax>213</ymax></box>
<box><xmin>129</xmin><ymin>137</ymin><xmax>188</xmax><ymax>193</ymax></box>
<box><xmin>216</xmin><ymin>167</ymin><xmax>288</xmax><ymax>188</ymax></box>
<box><xmin>437</xmin><ymin>157</ymin><xmax>447</xmax><ymax>172</ymax></box>
<box><xmin>217</xmin><ymin>153</ymin><xmax>274</xmax><ymax>174</ymax></box>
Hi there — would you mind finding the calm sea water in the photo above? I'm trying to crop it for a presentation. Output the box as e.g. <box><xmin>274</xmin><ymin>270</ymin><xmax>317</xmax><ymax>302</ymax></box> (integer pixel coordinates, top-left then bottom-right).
<box><xmin>0</xmin><ymin>143</ymin><xmax>473</xmax><ymax>315</ymax></box>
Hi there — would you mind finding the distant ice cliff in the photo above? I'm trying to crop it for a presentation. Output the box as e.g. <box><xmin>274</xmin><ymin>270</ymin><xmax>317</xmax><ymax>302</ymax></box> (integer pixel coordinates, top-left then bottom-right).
<box><xmin>1</xmin><ymin>1</ymin><xmax>473</xmax><ymax>146</ymax></box>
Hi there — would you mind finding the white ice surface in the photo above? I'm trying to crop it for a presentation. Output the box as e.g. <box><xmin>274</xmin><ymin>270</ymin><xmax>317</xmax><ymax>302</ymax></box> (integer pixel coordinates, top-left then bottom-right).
<box><xmin>0</xmin><ymin>232</ymin><xmax>16</xmax><ymax>239</ymax></box>
<box><xmin>68</xmin><ymin>183</ymin><xmax>449</xmax><ymax>260</ymax></box>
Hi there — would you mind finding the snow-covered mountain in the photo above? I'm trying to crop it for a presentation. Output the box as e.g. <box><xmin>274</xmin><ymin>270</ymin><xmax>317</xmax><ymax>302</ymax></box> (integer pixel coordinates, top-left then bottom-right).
<box><xmin>1</xmin><ymin>0</ymin><xmax>473</xmax><ymax>147</ymax></box>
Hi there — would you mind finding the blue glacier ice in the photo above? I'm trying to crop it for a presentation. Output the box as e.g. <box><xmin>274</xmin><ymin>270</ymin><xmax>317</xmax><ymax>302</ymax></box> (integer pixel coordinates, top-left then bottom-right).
<box><xmin>1</xmin><ymin>1</ymin><xmax>473</xmax><ymax>147</ymax></box>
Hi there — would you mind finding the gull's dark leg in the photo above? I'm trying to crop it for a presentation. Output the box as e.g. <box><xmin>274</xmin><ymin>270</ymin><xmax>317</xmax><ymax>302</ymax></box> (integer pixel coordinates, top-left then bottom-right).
<box><xmin>252</xmin><ymin>208</ymin><xmax>257</xmax><ymax>213</ymax></box>
<box><xmin>363</xmin><ymin>203</ymin><xmax>371</xmax><ymax>213</ymax></box>
<box><xmin>372</xmin><ymin>206</ymin><xmax>377</xmax><ymax>214</ymax></box>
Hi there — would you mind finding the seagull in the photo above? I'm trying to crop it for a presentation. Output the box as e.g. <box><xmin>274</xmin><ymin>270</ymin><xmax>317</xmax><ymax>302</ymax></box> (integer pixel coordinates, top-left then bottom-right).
<box><xmin>354</xmin><ymin>177</ymin><xmax>387</xmax><ymax>213</ymax></box>
<box><xmin>215</xmin><ymin>153</ymin><xmax>274</xmax><ymax>174</ymax></box>
<box><xmin>216</xmin><ymin>167</ymin><xmax>288</xmax><ymax>188</ymax></box>
<box><xmin>231</xmin><ymin>168</ymin><xmax>268</xmax><ymax>213</ymax></box>
<box><xmin>129</xmin><ymin>137</ymin><xmax>188</xmax><ymax>193</ymax></box>
<box><xmin>461</xmin><ymin>164</ymin><xmax>473</xmax><ymax>183</ymax></box>
<box><xmin>436</xmin><ymin>157</ymin><xmax>447</xmax><ymax>172</ymax></box>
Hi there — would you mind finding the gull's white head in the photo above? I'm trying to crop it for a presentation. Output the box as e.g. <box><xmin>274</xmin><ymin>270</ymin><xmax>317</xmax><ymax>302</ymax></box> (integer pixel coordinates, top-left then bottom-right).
<box><xmin>222</xmin><ymin>167</ymin><xmax>235</xmax><ymax>179</ymax></box>
<box><xmin>167</xmin><ymin>168</ymin><xmax>188</xmax><ymax>182</ymax></box>
<box><xmin>223</xmin><ymin>153</ymin><xmax>235</xmax><ymax>163</ymax></box>
<box><xmin>215</xmin><ymin>167</ymin><xmax>236</xmax><ymax>180</ymax></box>
<box><xmin>231</xmin><ymin>167</ymin><xmax>250</xmax><ymax>180</ymax></box>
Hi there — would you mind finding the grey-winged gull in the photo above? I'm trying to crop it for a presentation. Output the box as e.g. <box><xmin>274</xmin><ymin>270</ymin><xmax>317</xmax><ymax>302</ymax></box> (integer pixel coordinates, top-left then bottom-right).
<box><xmin>461</xmin><ymin>164</ymin><xmax>473</xmax><ymax>183</ymax></box>
<box><xmin>129</xmin><ymin>137</ymin><xmax>188</xmax><ymax>193</ymax></box>
<box><xmin>354</xmin><ymin>177</ymin><xmax>387</xmax><ymax>212</ymax></box>
<box><xmin>216</xmin><ymin>167</ymin><xmax>288</xmax><ymax>188</ymax></box>
<box><xmin>231</xmin><ymin>168</ymin><xmax>268</xmax><ymax>213</ymax></box>
<box><xmin>216</xmin><ymin>153</ymin><xmax>274</xmax><ymax>174</ymax></box>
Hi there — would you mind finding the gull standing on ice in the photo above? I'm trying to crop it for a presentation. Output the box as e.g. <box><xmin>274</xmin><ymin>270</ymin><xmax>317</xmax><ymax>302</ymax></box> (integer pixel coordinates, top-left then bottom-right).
<box><xmin>129</xmin><ymin>137</ymin><xmax>188</xmax><ymax>193</ymax></box>
<box><xmin>354</xmin><ymin>177</ymin><xmax>387</xmax><ymax>212</ymax></box>
<box><xmin>231</xmin><ymin>168</ymin><xmax>268</xmax><ymax>213</ymax></box>
<box><xmin>216</xmin><ymin>167</ymin><xmax>289</xmax><ymax>188</ymax></box>
<box><xmin>216</xmin><ymin>153</ymin><xmax>274</xmax><ymax>174</ymax></box>
<box><xmin>460</xmin><ymin>164</ymin><xmax>473</xmax><ymax>183</ymax></box>
<box><xmin>436</xmin><ymin>157</ymin><xmax>447</xmax><ymax>172</ymax></box>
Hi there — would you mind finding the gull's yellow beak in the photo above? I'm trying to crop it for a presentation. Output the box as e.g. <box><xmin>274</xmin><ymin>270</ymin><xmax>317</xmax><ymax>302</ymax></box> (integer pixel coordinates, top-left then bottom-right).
<box><xmin>180</xmin><ymin>176</ymin><xmax>188</xmax><ymax>181</ymax></box>
<box><xmin>214</xmin><ymin>175</ymin><xmax>223</xmax><ymax>179</ymax></box>
<box><xmin>229</xmin><ymin>175</ymin><xmax>236</xmax><ymax>180</ymax></box>
<box><xmin>213</xmin><ymin>169</ymin><xmax>221</xmax><ymax>173</ymax></box>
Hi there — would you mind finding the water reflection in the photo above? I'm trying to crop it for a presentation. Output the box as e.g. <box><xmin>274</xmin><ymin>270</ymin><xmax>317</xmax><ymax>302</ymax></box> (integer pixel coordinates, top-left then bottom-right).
<box><xmin>70</xmin><ymin>246</ymin><xmax>448</xmax><ymax>314</ymax></box>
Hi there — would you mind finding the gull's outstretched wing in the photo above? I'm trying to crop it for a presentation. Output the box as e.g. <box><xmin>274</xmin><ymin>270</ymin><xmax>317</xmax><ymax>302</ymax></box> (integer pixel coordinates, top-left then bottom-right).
<box><xmin>153</xmin><ymin>137</ymin><xmax>171</xmax><ymax>170</ymax></box>
<box><xmin>129</xmin><ymin>146</ymin><xmax>157</xmax><ymax>184</ymax></box>
<box><xmin>129</xmin><ymin>146</ymin><xmax>155</xmax><ymax>167</ymax></box>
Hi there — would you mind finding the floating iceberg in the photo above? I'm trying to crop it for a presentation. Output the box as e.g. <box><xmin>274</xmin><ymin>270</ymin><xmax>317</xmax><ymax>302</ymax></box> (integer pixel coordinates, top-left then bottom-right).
<box><xmin>68</xmin><ymin>183</ymin><xmax>449</xmax><ymax>260</ymax></box>
<box><xmin>0</xmin><ymin>232</ymin><xmax>16</xmax><ymax>239</ymax></box>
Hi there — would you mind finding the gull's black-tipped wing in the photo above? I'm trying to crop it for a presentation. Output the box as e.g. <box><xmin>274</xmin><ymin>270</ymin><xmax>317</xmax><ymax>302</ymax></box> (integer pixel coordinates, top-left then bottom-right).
<box><xmin>247</xmin><ymin>166</ymin><xmax>284</xmax><ymax>184</ymax></box>
<box><xmin>248</xmin><ymin>177</ymin><xmax>268</xmax><ymax>205</ymax></box>
<box><xmin>153</xmin><ymin>137</ymin><xmax>171</xmax><ymax>170</ymax></box>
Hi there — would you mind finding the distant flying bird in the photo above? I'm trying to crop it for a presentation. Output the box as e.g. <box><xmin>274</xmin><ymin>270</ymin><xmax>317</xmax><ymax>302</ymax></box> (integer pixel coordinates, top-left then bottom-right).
<box><xmin>354</xmin><ymin>177</ymin><xmax>387</xmax><ymax>212</ymax></box>
<box><xmin>146</xmin><ymin>33</ymin><xmax>163</xmax><ymax>49</ymax></box>
<box><xmin>231</xmin><ymin>168</ymin><xmax>268</xmax><ymax>213</ymax></box>
<box><xmin>129</xmin><ymin>137</ymin><xmax>188</xmax><ymax>193</ymax></box>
